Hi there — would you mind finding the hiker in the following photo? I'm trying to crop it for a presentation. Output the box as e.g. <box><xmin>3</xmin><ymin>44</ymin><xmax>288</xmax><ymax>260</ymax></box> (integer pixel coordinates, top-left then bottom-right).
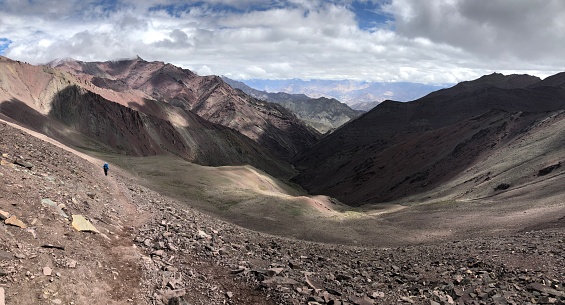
<box><xmin>103</xmin><ymin>162</ymin><xmax>109</xmax><ymax>176</ymax></box>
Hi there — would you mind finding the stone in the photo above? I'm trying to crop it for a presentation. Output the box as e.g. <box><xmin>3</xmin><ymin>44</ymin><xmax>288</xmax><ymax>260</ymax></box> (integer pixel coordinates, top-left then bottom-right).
<box><xmin>41</xmin><ymin>244</ymin><xmax>65</xmax><ymax>251</ymax></box>
<box><xmin>350</xmin><ymin>296</ymin><xmax>375</xmax><ymax>305</ymax></box>
<box><xmin>159</xmin><ymin>288</ymin><xmax>186</xmax><ymax>304</ymax></box>
<box><xmin>43</xmin><ymin>267</ymin><xmax>52</xmax><ymax>276</ymax></box>
<box><xmin>52</xmin><ymin>299</ymin><xmax>62</xmax><ymax>305</ymax></box>
<box><xmin>13</xmin><ymin>158</ymin><xmax>33</xmax><ymax>169</ymax></box>
<box><xmin>196</xmin><ymin>230</ymin><xmax>211</xmax><ymax>240</ymax></box>
<box><xmin>268</xmin><ymin>267</ymin><xmax>284</xmax><ymax>275</ymax></box>
<box><xmin>65</xmin><ymin>259</ymin><xmax>78</xmax><ymax>268</ymax></box>
<box><xmin>0</xmin><ymin>287</ymin><xmax>4</xmax><ymax>305</ymax></box>
<box><xmin>0</xmin><ymin>210</ymin><xmax>9</xmax><ymax>220</ymax></box>
<box><xmin>399</xmin><ymin>296</ymin><xmax>415</xmax><ymax>304</ymax></box>
<box><xmin>41</xmin><ymin>199</ymin><xmax>68</xmax><ymax>218</ymax></box>
<box><xmin>226</xmin><ymin>291</ymin><xmax>233</xmax><ymax>298</ymax></box>
<box><xmin>5</xmin><ymin>215</ymin><xmax>27</xmax><ymax>228</ymax></box>
<box><xmin>528</xmin><ymin>283</ymin><xmax>565</xmax><ymax>298</ymax></box>
<box><xmin>71</xmin><ymin>215</ymin><xmax>99</xmax><ymax>233</ymax></box>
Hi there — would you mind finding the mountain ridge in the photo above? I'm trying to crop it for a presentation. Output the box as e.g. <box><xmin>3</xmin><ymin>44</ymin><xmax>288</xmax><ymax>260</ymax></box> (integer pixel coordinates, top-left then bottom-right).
<box><xmin>292</xmin><ymin>72</ymin><xmax>565</xmax><ymax>206</ymax></box>
<box><xmin>222</xmin><ymin>76</ymin><xmax>364</xmax><ymax>133</ymax></box>
<box><xmin>51</xmin><ymin>58</ymin><xmax>321</xmax><ymax>160</ymax></box>
<box><xmin>0</xmin><ymin>56</ymin><xmax>298</xmax><ymax>178</ymax></box>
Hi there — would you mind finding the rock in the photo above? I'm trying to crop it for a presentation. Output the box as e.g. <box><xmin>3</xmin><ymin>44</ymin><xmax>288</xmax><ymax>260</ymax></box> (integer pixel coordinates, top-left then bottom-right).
<box><xmin>52</xmin><ymin>299</ymin><xmax>62</xmax><ymax>305</ymax></box>
<box><xmin>71</xmin><ymin>215</ymin><xmax>99</xmax><ymax>233</ymax></box>
<box><xmin>268</xmin><ymin>267</ymin><xmax>284</xmax><ymax>275</ymax></box>
<box><xmin>159</xmin><ymin>289</ymin><xmax>186</xmax><ymax>304</ymax></box>
<box><xmin>168</xmin><ymin>296</ymin><xmax>190</xmax><ymax>305</ymax></box>
<box><xmin>528</xmin><ymin>283</ymin><xmax>565</xmax><ymax>298</ymax></box>
<box><xmin>64</xmin><ymin>258</ymin><xmax>77</xmax><ymax>268</ymax></box>
<box><xmin>41</xmin><ymin>199</ymin><xmax>68</xmax><ymax>218</ymax></box>
<box><xmin>13</xmin><ymin>158</ymin><xmax>33</xmax><ymax>169</ymax></box>
<box><xmin>0</xmin><ymin>287</ymin><xmax>4</xmax><ymax>305</ymax></box>
<box><xmin>86</xmin><ymin>192</ymin><xmax>96</xmax><ymax>199</ymax></box>
<box><xmin>350</xmin><ymin>296</ymin><xmax>375</xmax><ymax>305</ymax></box>
<box><xmin>43</xmin><ymin>267</ymin><xmax>52</xmax><ymax>276</ymax></box>
<box><xmin>326</xmin><ymin>288</ymin><xmax>342</xmax><ymax>296</ymax></box>
<box><xmin>336</xmin><ymin>273</ymin><xmax>352</xmax><ymax>281</ymax></box>
<box><xmin>0</xmin><ymin>210</ymin><xmax>9</xmax><ymax>220</ymax></box>
<box><xmin>226</xmin><ymin>291</ymin><xmax>233</xmax><ymax>298</ymax></box>
<box><xmin>369</xmin><ymin>291</ymin><xmax>384</xmax><ymax>299</ymax></box>
<box><xmin>5</xmin><ymin>215</ymin><xmax>27</xmax><ymax>228</ymax></box>
<box><xmin>41</xmin><ymin>244</ymin><xmax>65</xmax><ymax>251</ymax></box>
<box><xmin>491</xmin><ymin>295</ymin><xmax>508</xmax><ymax>305</ymax></box>
<box><xmin>196</xmin><ymin>230</ymin><xmax>211</xmax><ymax>240</ymax></box>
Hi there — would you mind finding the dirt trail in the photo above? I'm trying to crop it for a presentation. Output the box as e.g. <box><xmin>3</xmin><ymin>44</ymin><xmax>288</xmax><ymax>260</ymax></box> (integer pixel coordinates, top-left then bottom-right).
<box><xmin>0</xmin><ymin>118</ymin><xmax>146</xmax><ymax>225</ymax></box>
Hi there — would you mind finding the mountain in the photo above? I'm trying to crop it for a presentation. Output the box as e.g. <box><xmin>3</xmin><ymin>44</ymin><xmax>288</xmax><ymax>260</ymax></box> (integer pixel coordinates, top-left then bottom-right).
<box><xmin>222</xmin><ymin>76</ymin><xmax>363</xmax><ymax>133</ymax></box>
<box><xmin>221</xmin><ymin>77</ymin><xmax>312</xmax><ymax>103</ymax></box>
<box><xmin>50</xmin><ymin>58</ymin><xmax>320</xmax><ymax>160</ymax></box>
<box><xmin>241</xmin><ymin>78</ymin><xmax>450</xmax><ymax>109</ymax></box>
<box><xmin>0</xmin><ymin>56</ymin><xmax>296</xmax><ymax>177</ymax></box>
<box><xmin>292</xmin><ymin>72</ymin><xmax>565</xmax><ymax>206</ymax></box>
<box><xmin>275</xmin><ymin>97</ymin><xmax>364</xmax><ymax>134</ymax></box>
<box><xmin>349</xmin><ymin>100</ymin><xmax>380</xmax><ymax>111</ymax></box>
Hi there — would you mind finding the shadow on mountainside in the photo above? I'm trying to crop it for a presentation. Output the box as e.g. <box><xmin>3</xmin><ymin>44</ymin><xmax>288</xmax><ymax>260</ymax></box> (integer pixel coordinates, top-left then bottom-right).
<box><xmin>0</xmin><ymin>97</ymin><xmax>107</xmax><ymax>152</ymax></box>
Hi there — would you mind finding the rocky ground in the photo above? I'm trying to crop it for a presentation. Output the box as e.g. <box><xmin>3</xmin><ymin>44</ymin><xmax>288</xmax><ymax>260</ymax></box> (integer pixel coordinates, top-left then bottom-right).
<box><xmin>1</xmin><ymin>119</ymin><xmax>565</xmax><ymax>305</ymax></box>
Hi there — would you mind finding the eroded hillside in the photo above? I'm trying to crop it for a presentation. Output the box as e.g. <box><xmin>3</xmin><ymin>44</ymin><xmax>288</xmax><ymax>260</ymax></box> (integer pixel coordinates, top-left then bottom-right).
<box><xmin>2</xmin><ymin>119</ymin><xmax>565</xmax><ymax>305</ymax></box>
<box><xmin>293</xmin><ymin>73</ymin><xmax>565</xmax><ymax>206</ymax></box>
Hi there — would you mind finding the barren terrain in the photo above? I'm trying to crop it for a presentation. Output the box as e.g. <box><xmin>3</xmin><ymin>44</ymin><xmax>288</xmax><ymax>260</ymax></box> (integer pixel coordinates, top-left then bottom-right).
<box><xmin>2</xmin><ymin>118</ymin><xmax>565</xmax><ymax>305</ymax></box>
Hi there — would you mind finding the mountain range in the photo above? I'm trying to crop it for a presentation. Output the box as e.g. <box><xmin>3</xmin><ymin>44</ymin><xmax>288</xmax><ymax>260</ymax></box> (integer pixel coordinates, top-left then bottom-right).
<box><xmin>222</xmin><ymin>76</ymin><xmax>364</xmax><ymax>133</ymax></box>
<box><xmin>240</xmin><ymin>78</ymin><xmax>450</xmax><ymax>110</ymax></box>
<box><xmin>2</xmin><ymin>55</ymin><xmax>565</xmax><ymax>212</ymax></box>
<box><xmin>293</xmin><ymin>72</ymin><xmax>565</xmax><ymax>206</ymax></box>
<box><xmin>0</xmin><ymin>56</ymin><xmax>321</xmax><ymax>179</ymax></box>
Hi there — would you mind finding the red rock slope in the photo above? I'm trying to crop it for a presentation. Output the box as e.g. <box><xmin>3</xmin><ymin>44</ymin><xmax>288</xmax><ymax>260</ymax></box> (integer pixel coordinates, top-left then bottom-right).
<box><xmin>51</xmin><ymin>58</ymin><xmax>320</xmax><ymax>160</ymax></box>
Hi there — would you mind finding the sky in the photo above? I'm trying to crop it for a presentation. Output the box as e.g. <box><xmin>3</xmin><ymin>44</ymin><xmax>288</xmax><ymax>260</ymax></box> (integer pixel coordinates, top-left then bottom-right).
<box><xmin>0</xmin><ymin>0</ymin><xmax>564</xmax><ymax>84</ymax></box>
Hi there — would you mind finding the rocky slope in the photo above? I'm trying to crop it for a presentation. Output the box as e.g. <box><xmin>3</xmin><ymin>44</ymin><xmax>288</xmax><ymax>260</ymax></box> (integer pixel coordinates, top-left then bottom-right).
<box><xmin>51</xmin><ymin>58</ymin><xmax>320</xmax><ymax>160</ymax></box>
<box><xmin>222</xmin><ymin>77</ymin><xmax>363</xmax><ymax>133</ymax></box>
<box><xmin>292</xmin><ymin>72</ymin><xmax>565</xmax><ymax>206</ymax></box>
<box><xmin>0</xmin><ymin>56</ymin><xmax>295</xmax><ymax>178</ymax></box>
<box><xmin>2</xmin><ymin>117</ymin><xmax>565</xmax><ymax>305</ymax></box>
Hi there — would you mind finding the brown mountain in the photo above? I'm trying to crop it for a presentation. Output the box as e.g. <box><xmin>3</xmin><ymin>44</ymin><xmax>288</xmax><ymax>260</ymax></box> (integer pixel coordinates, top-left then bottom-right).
<box><xmin>0</xmin><ymin>56</ymin><xmax>294</xmax><ymax>177</ymax></box>
<box><xmin>221</xmin><ymin>76</ymin><xmax>364</xmax><ymax>134</ymax></box>
<box><xmin>292</xmin><ymin>72</ymin><xmax>565</xmax><ymax>206</ymax></box>
<box><xmin>51</xmin><ymin>58</ymin><xmax>320</xmax><ymax>159</ymax></box>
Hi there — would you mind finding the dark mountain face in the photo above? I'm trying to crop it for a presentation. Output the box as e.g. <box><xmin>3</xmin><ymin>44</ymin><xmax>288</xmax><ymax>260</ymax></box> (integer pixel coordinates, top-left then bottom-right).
<box><xmin>292</xmin><ymin>73</ymin><xmax>565</xmax><ymax>206</ymax></box>
<box><xmin>222</xmin><ymin>76</ymin><xmax>363</xmax><ymax>133</ymax></box>
<box><xmin>52</xmin><ymin>58</ymin><xmax>320</xmax><ymax>160</ymax></box>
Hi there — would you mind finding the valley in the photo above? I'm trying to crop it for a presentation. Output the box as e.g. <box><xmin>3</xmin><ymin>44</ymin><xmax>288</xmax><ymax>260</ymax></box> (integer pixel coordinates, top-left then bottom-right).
<box><xmin>1</xmin><ymin>55</ymin><xmax>565</xmax><ymax>304</ymax></box>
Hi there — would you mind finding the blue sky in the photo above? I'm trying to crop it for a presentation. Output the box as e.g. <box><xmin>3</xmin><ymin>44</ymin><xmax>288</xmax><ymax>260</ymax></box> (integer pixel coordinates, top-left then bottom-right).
<box><xmin>0</xmin><ymin>38</ymin><xmax>11</xmax><ymax>54</ymax></box>
<box><xmin>1</xmin><ymin>0</ymin><xmax>564</xmax><ymax>83</ymax></box>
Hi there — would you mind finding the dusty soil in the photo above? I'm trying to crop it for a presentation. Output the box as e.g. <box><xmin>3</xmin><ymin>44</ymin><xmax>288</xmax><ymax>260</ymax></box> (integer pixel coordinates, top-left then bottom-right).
<box><xmin>2</xmin><ymin>119</ymin><xmax>565</xmax><ymax>305</ymax></box>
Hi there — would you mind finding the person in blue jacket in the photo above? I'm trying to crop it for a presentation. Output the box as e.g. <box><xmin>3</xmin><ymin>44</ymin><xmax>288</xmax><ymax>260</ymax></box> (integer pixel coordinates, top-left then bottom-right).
<box><xmin>103</xmin><ymin>162</ymin><xmax>109</xmax><ymax>176</ymax></box>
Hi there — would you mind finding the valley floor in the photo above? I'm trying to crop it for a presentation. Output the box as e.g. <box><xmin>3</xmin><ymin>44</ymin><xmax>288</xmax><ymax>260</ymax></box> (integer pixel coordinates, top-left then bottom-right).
<box><xmin>1</xmin><ymin>119</ymin><xmax>565</xmax><ymax>305</ymax></box>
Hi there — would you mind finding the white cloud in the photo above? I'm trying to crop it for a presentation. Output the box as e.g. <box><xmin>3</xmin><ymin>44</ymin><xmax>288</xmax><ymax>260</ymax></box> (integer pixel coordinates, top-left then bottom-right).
<box><xmin>0</xmin><ymin>0</ymin><xmax>564</xmax><ymax>83</ymax></box>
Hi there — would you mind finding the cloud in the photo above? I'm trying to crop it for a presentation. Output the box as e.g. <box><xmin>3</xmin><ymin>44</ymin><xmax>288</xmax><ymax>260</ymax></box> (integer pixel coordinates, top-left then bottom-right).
<box><xmin>0</xmin><ymin>0</ymin><xmax>564</xmax><ymax>83</ymax></box>
<box><xmin>383</xmin><ymin>0</ymin><xmax>565</xmax><ymax>65</ymax></box>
